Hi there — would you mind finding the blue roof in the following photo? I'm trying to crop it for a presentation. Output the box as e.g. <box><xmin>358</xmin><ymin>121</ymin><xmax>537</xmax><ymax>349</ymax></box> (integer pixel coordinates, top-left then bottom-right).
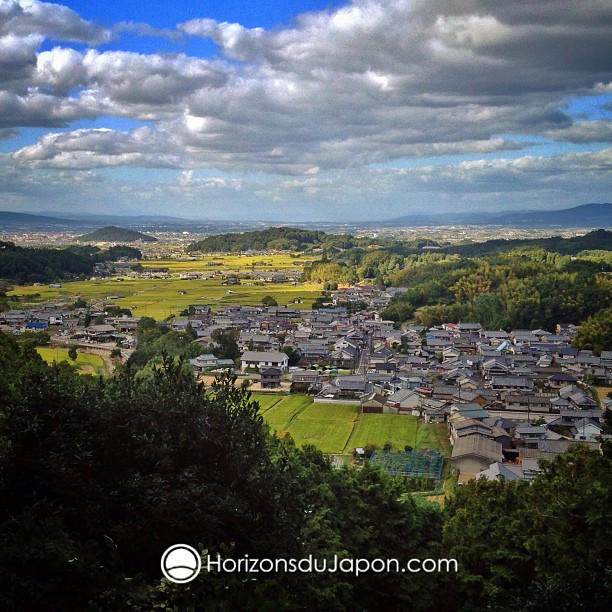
<box><xmin>25</xmin><ymin>322</ymin><xmax>48</xmax><ymax>329</ymax></box>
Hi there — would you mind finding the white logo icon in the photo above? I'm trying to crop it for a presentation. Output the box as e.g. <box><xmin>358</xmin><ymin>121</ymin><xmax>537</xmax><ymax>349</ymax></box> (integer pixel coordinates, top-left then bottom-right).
<box><xmin>161</xmin><ymin>544</ymin><xmax>202</xmax><ymax>583</ymax></box>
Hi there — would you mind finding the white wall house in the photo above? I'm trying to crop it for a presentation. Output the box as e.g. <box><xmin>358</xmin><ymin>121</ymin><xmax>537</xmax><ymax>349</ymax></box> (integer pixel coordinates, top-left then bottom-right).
<box><xmin>241</xmin><ymin>350</ymin><xmax>289</xmax><ymax>372</ymax></box>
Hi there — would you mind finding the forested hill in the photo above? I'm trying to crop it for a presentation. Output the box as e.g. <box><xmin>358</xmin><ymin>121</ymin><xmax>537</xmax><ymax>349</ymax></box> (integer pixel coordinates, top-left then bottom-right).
<box><xmin>0</xmin><ymin>243</ymin><xmax>142</xmax><ymax>284</ymax></box>
<box><xmin>76</xmin><ymin>226</ymin><xmax>157</xmax><ymax>243</ymax></box>
<box><xmin>188</xmin><ymin>226</ymin><xmax>331</xmax><ymax>252</ymax></box>
<box><xmin>0</xmin><ymin>241</ymin><xmax>94</xmax><ymax>284</ymax></box>
<box><xmin>444</xmin><ymin>229</ymin><xmax>612</xmax><ymax>256</ymax></box>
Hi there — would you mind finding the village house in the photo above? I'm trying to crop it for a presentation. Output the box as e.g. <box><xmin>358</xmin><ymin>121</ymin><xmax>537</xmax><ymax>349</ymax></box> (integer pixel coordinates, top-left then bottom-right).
<box><xmin>241</xmin><ymin>350</ymin><xmax>289</xmax><ymax>372</ymax></box>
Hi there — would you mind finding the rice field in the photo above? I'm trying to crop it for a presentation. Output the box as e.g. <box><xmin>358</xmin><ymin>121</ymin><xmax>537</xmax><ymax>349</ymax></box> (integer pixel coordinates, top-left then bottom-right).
<box><xmin>36</xmin><ymin>347</ymin><xmax>109</xmax><ymax>376</ymax></box>
<box><xmin>250</xmin><ymin>393</ymin><xmax>283</xmax><ymax>413</ymax></box>
<box><xmin>295</xmin><ymin>402</ymin><xmax>360</xmax><ymax>422</ymax></box>
<box><xmin>261</xmin><ymin>395</ymin><xmax>313</xmax><ymax>431</ymax></box>
<box><xmin>9</xmin><ymin>253</ymin><xmax>324</xmax><ymax>319</ymax></box>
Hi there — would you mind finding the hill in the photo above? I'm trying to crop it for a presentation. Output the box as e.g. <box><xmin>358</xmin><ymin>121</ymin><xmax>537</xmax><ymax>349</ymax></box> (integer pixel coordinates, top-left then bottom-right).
<box><xmin>0</xmin><ymin>241</ymin><xmax>94</xmax><ymax>283</ymax></box>
<box><xmin>188</xmin><ymin>226</ymin><xmax>328</xmax><ymax>252</ymax></box>
<box><xmin>76</xmin><ymin>226</ymin><xmax>157</xmax><ymax>243</ymax></box>
<box><xmin>445</xmin><ymin>228</ymin><xmax>612</xmax><ymax>257</ymax></box>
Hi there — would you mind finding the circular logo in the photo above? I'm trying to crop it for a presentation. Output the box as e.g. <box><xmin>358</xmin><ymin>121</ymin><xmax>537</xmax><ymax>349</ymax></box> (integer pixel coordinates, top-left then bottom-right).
<box><xmin>161</xmin><ymin>544</ymin><xmax>202</xmax><ymax>583</ymax></box>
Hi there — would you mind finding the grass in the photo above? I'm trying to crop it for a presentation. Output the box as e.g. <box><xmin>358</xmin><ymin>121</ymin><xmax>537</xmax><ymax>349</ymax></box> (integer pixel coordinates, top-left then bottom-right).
<box><xmin>286</xmin><ymin>402</ymin><xmax>360</xmax><ymax>454</ymax></box>
<box><xmin>415</xmin><ymin>422</ymin><xmax>451</xmax><ymax>456</ymax></box>
<box><xmin>295</xmin><ymin>402</ymin><xmax>360</xmax><ymax>421</ymax></box>
<box><xmin>260</xmin><ymin>396</ymin><xmax>451</xmax><ymax>457</ymax></box>
<box><xmin>250</xmin><ymin>393</ymin><xmax>283</xmax><ymax>413</ymax></box>
<box><xmin>347</xmin><ymin>414</ymin><xmax>419</xmax><ymax>451</ymax></box>
<box><xmin>36</xmin><ymin>347</ymin><xmax>108</xmax><ymax>376</ymax></box>
<box><xmin>285</xmin><ymin>420</ymin><xmax>355</xmax><ymax>454</ymax></box>
<box><xmin>262</xmin><ymin>395</ymin><xmax>313</xmax><ymax>431</ymax></box>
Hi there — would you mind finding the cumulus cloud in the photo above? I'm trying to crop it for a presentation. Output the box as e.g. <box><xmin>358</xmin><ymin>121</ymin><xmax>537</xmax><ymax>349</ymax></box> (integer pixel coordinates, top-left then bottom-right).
<box><xmin>0</xmin><ymin>0</ymin><xmax>109</xmax><ymax>43</ymax></box>
<box><xmin>11</xmin><ymin>126</ymin><xmax>184</xmax><ymax>168</ymax></box>
<box><xmin>5</xmin><ymin>0</ymin><xmax>612</xmax><ymax>168</ymax></box>
<box><xmin>2</xmin><ymin>0</ymin><xmax>612</xmax><ymax>218</ymax></box>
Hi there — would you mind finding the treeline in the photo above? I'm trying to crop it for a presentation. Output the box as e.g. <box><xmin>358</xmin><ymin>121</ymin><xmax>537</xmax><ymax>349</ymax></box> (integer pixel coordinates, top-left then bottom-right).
<box><xmin>0</xmin><ymin>242</ymin><xmax>142</xmax><ymax>284</ymax></box>
<box><xmin>295</xmin><ymin>231</ymin><xmax>612</xmax><ymax>334</ymax></box>
<box><xmin>188</xmin><ymin>226</ymin><xmax>331</xmax><ymax>252</ymax></box>
<box><xmin>445</xmin><ymin>228</ymin><xmax>612</xmax><ymax>257</ymax></box>
<box><xmin>188</xmin><ymin>226</ymin><xmax>443</xmax><ymax>256</ymax></box>
<box><xmin>0</xmin><ymin>333</ymin><xmax>611</xmax><ymax>610</ymax></box>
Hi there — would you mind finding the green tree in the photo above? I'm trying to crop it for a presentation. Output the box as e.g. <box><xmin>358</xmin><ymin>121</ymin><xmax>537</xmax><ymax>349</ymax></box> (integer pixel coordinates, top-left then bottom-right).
<box><xmin>572</xmin><ymin>308</ymin><xmax>612</xmax><ymax>354</ymax></box>
<box><xmin>210</xmin><ymin>327</ymin><xmax>240</xmax><ymax>362</ymax></box>
<box><xmin>282</xmin><ymin>345</ymin><xmax>301</xmax><ymax>367</ymax></box>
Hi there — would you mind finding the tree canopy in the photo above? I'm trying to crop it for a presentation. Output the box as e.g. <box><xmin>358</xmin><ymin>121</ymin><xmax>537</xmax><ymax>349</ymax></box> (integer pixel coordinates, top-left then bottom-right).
<box><xmin>1</xmin><ymin>331</ymin><xmax>611</xmax><ymax>610</ymax></box>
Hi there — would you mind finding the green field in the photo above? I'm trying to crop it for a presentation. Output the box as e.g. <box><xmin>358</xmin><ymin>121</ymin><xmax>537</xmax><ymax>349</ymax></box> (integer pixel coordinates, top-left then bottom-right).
<box><xmin>347</xmin><ymin>414</ymin><xmax>419</xmax><ymax>451</ymax></box>
<box><xmin>250</xmin><ymin>393</ymin><xmax>283</xmax><ymax>413</ymax></box>
<box><xmin>415</xmin><ymin>422</ymin><xmax>451</xmax><ymax>455</ymax></box>
<box><xmin>36</xmin><ymin>347</ymin><xmax>108</xmax><ymax>376</ymax></box>
<box><xmin>262</xmin><ymin>395</ymin><xmax>313</xmax><ymax>431</ymax></box>
<box><xmin>140</xmin><ymin>253</ymin><xmax>314</xmax><ymax>273</ymax></box>
<box><xmin>285</xmin><ymin>419</ymin><xmax>355</xmax><ymax>454</ymax></box>
<box><xmin>256</xmin><ymin>395</ymin><xmax>449</xmax><ymax>457</ymax></box>
<box><xmin>10</xmin><ymin>253</ymin><xmax>323</xmax><ymax>319</ymax></box>
<box><xmin>295</xmin><ymin>402</ymin><xmax>360</xmax><ymax>422</ymax></box>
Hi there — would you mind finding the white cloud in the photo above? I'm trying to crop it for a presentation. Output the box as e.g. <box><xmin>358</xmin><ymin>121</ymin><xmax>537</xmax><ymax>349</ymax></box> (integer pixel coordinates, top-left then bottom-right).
<box><xmin>1</xmin><ymin>1</ymin><xmax>612</xmax><ymax>218</ymax></box>
<box><xmin>0</xmin><ymin>0</ymin><xmax>109</xmax><ymax>43</ymax></box>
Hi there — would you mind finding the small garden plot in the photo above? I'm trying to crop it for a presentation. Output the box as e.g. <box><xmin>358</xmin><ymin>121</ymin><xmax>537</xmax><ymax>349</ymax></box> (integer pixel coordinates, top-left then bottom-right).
<box><xmin>370</xmin><ymin>449</ymin><xmax>445</xmax><ymax>482</ymax></box>
<box><xmin>36</xmin><ymin>347</ymin><xmax>108</xmax><ymax>376</ymax></box>
<box><xmin>415</xmin><ymin>422</ymin><xmax>452</xmax><ymax>456</ymax></box>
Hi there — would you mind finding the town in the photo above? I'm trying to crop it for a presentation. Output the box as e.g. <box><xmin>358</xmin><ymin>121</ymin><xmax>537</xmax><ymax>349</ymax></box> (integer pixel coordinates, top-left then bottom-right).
<box><xmin>3</xmin><ymin>263</ymin><xmax>610</xmax><ymax>486</ymax></box>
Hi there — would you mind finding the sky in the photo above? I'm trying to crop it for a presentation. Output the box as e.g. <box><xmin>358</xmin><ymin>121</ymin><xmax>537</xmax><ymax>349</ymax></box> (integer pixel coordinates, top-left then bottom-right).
<box><xmin>0</xmin><ymin>0</ymin><xmax>611</xmax><ymax>222</ymax></box>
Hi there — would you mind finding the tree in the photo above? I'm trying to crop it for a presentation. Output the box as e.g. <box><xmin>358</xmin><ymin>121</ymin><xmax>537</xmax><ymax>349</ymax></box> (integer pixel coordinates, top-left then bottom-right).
<box><xmin>442</xmin><ymin>444</ymin><xmax>612</xmax><ymax>609</ymax></box>
<box><xmin>210</xmin><ymin>327</ymin><xmax>240</xmax><ymax>362</ymax></box>
<box><xmin>282</xmin><ymin>345</ymin><xmax>301</xmax><ymax>367</ymax></box>
<box><xmin>261</xmin><ymin>295</ymin><xmax>278</xmax><ymax>307</ymax></box>
<box><xmin>67</xmin><ymin>346</ymin><xmax>77</xmax><ymax>360</ymax></box>
<box><xmin>572</xmin><ymin>308</ymin><xmax>612</xmax><ymax>354</ymax></box>
<box><xmin>185</xmin><ymin>322</ymin><xmax>198</xmax><ymax>340</ymax></box>
<box><xmin>0</xmin><ymin>334</ymin><xmax>444</xmax><ymax>610</ymax></box>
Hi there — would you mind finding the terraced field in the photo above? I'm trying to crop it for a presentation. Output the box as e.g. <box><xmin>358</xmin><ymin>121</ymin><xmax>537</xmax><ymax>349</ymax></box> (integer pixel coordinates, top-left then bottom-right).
<box><xmin>250</xmin><ymin>393</ymin><xmax>283</xmax><ymax>413</ymax></box>
<box><xmin>285</xmin><ymin>420</ymin><xmax>355</xmax><ymax>454</ymax></box>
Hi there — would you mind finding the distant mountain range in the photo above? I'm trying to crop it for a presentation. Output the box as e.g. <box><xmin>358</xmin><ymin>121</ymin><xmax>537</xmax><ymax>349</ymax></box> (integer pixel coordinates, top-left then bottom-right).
<box><xmin>0</xmin><ymin>203</ymin><xmax>610</xmax><ymax>232</ymax></box>
<box><xmin>75</xmin><ymin>226</ymin><xmax>158</xmax><ymax>243</ymax></box>
<box><xmin>385</xmin><ymin>203</ymin><xmax>612</xmax><ymax>227</ymax></box>
<box><xmin>0</xmin><ymin>211</ymin><xmax>81</xmax><ymax>229</ymax></box>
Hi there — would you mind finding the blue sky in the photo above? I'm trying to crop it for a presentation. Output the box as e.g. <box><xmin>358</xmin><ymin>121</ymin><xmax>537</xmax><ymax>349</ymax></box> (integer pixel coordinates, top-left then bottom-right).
<box><xmin>0</xmin><ymin>0</ymin><xmax>611</xmax><ymax>221</ymax></box>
